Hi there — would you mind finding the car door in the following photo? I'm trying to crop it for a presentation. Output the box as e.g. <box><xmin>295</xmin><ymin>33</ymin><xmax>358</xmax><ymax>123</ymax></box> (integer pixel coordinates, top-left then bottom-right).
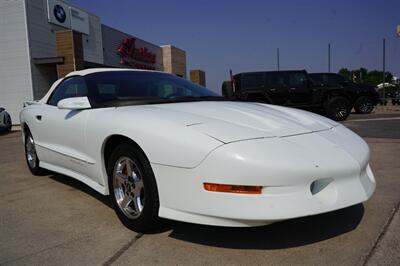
<box><xmin>287</xmin><ymin>71</ymin><xmax>313</xmax><ymax>105</ymax></box>
<box><xmin>34</xmin><ymin>76</ymin><xmax>92</xmax><ymax>177</ymax></box>
<box><xmin>267</xmin><ymin>72</ymin><xmax>289</xmax><ymax>105</ymax></box>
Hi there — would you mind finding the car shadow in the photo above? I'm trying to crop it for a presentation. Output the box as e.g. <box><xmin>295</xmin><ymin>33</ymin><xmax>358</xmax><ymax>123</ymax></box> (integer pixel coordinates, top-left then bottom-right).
<box><xmin>48</xmin><ymin>173</ymin><xmax>113</xmax><ymax>209</ymax></box>
<box><xmin>48</xmin><ymin>172</ymin><xmax>364</xmax><ymax>249</ymax></box>
<box><xmin>166</xmin><ymin>203</ymin><xmax>364</xmax><ymax>249</ymax></box>
<box><xmin>0</xmin><ymin>131</ymin><xmax>13</xmax><ymax>136</ymax></box>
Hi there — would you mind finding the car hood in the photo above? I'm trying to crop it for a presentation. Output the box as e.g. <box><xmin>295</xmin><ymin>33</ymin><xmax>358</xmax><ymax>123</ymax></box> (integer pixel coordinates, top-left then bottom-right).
<box><xmin>151</xmin><ymin>101</ymin><xmax>338</xmax><ymax>143</ymax></box>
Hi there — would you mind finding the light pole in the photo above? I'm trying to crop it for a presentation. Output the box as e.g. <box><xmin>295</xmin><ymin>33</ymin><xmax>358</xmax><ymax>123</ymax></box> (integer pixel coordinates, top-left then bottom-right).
<box><xmin>328</xmin><ymin>43</ymin><xmax>331</xmax><ymax>73</ymax></box>
<box><xmin>277</xmin><ymin>48</ymin><xmax>280</xmax><ymax>71</ymax></box>
<box><xmin>382</xmin><ymin>38</ymin><xmax>386</xmax><ymax>102</ymax></box>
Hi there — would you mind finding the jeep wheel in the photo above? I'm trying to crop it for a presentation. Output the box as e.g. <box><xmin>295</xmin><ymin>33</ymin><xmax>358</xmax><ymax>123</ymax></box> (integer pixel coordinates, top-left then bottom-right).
<box><xmin>324</xmin><ymin>96</ymin><xmax>351</xmax><ymax>121</ymax></box>
<box><xmin>354</xmin><ymin>96</ymin><xmax>374</xmax><ymax>114</ymax></box>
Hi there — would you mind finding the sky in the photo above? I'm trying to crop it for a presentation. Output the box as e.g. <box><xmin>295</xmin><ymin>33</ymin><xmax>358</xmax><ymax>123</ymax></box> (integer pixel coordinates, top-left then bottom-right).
<box><xmin>68</xmin><ymin>0</ymin><xmax>400</xmax><ymax>93</ymax></box>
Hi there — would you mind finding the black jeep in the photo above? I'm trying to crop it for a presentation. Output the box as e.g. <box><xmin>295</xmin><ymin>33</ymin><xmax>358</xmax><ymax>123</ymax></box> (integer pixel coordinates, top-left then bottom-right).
<box><xmin>222</xmin><ymin>70</ymin><xmax>379</xmax><ymax>121</ymax></box>
<box><xmin>309</xmin><ymin>73</ymin><xmax>379</xmax><ymax>114</ymax></box>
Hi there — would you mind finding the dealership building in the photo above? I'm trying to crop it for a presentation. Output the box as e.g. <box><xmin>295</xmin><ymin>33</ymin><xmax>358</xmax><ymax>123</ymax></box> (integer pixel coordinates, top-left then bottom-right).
<box><xmin>0</xmin><ymin>0</ymin><xmax>190</xmax><ymax>123</ymax></box>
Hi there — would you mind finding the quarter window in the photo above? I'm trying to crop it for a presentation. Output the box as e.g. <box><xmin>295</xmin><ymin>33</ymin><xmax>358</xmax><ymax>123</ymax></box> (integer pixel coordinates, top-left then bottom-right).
<box><xmin>47</xmin><ymin>76</ymin><xmax>88</xmax><ymax>106</ymax></box>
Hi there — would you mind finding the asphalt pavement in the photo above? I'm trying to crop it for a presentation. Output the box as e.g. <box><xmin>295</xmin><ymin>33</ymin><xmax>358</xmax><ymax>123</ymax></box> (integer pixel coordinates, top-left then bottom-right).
<box><xmin>0</xmin><ymin>112</ymin><xmax>399</xmax><ymax>265</ymax></box>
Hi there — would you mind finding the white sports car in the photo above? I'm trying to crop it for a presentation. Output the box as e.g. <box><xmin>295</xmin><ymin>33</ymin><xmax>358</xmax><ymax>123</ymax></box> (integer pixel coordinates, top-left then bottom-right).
<box><xmin>20</xmin><ymin>68</ymin><xmax>376</xmax><ymax>232</ymax></box>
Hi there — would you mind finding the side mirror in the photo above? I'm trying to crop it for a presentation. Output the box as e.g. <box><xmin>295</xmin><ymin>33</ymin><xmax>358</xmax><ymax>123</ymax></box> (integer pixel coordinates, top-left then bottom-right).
<box><xmin>57</xmin><ymin>96</ymin><xmax>91</xmax><ymax>110</ymax></box>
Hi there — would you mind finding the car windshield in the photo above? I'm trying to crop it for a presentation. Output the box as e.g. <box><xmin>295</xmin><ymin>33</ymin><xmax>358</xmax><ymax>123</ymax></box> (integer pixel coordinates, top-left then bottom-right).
<box><xmin>85</xmin><ymin>71</ymin><xmax>223</xmax><ymax>107</ymax></box>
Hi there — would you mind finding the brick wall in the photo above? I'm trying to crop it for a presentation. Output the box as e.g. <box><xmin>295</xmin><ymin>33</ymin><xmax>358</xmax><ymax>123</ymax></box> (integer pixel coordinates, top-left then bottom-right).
<box><xmin>55</xmin><ymin>30</ymin><xmax>84</xmax><ymax>78</ymax></box>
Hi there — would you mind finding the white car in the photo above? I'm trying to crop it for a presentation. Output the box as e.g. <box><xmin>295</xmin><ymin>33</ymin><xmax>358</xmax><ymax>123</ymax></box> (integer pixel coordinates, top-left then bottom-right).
<box><xmin>20</xmin><ymin>68</ymin><xmax>376</xmax><ymax>232</ymax></box>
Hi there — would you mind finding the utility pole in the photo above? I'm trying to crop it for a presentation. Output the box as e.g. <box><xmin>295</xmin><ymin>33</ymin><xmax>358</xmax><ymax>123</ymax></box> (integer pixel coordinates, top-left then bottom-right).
<box><xmin>328</xmin><ymin>43</ymin><xmax>331</xmax><ymax>73</ymax></box>
<box><xmin>277</xmin><ymin>48</ymin><xmax>280</xmax><ymax>71</ymax></box>
<box><xmin>382</xmin><ymin>38</ymin><xmax>386</xmax><ymax>102</ymax></box>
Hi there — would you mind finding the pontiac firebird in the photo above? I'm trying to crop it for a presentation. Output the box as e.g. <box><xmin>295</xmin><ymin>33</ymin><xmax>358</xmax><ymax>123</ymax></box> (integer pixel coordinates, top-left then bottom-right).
<box><xmin>20</xmin><ymin>69</ymin><xmax>376</xmax><ymax>232</ymax></box>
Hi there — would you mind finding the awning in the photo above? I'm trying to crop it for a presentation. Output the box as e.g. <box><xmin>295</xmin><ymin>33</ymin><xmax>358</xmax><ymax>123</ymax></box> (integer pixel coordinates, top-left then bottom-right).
<box><xmin>33</xmin><ymin>57</ymin><xmax>64</xmax><ymax>65</ymax></box>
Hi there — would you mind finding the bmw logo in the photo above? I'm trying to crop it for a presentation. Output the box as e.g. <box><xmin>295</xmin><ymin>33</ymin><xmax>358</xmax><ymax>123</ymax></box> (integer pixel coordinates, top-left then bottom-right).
<box><xmin>53</xmin><ymin>4</ymin><xmax>66</xmax><ymax>23</ymax></box>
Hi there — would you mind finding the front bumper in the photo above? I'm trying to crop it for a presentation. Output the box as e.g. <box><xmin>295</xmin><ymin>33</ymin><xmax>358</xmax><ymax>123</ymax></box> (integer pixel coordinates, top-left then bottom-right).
<box><xmin>153</xmin><ymin>126</ymin><xmax>376</xmax><ymax>227</ymax></box>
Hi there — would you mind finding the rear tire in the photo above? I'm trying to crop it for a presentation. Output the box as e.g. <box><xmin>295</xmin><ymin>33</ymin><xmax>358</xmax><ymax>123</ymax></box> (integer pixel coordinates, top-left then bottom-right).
<box><xmin>324</xmin><ymin>96</ymin><xmax>351</xmax><ymax>121</ymax></box>
<box><xmin>24</xmin><ymin>130</ymin><xmax>47</xmax><ymax>175</ymax></box>
<box><xmin>107</xmin><ymin>143</ymin><xmax>160</xmax><ymax>232</ymax></box>
<box><xmin>354</xmin><ymin>96</ymin><xmax>374</xmax><ymax>114</ymax></box>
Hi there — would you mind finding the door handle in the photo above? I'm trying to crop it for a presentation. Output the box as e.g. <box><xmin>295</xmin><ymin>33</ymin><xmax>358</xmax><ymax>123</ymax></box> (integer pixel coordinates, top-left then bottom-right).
<box><xmin>290</xmin><ymin>87</ymin><xmax>296</xmax><ymax>91</ymax></box>
<box><xmin>270</xmin><ymin>88</ymin><xmax>276</xmax><ymax>92</ymax></box>
<box><xmin>35</xmin><ymin>115</ymin><xmax>42</xmax><ymax>121</ymax></box>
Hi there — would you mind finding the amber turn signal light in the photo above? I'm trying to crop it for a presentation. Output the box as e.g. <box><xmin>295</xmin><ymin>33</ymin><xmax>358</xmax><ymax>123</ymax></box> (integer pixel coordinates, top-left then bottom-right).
<box><xmin>203</xmin><ymin>183</ymin><xmax>262</xmax><ymax>194</ymax></box>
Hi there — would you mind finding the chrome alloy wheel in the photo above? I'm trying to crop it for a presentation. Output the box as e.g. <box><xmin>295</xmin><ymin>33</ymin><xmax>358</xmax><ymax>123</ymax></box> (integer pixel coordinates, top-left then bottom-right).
<box><xmin>25</xmin><ymin>135</ymin><xmax>38</xmax><ymax>169</ymax></box>
<box><xmin>359</xmin><ymin>100</ymin><xmax>373</xmax><ymax>113</ymax></box>
<box><xmin>113</xmin><ymin>157</ymin><xmax>145</xmax><ymax>219</ymax></box>
<box><xmin>333</xmin><ymin>99</ymin><xmax>349</xmax><ymax>119</ymax></box>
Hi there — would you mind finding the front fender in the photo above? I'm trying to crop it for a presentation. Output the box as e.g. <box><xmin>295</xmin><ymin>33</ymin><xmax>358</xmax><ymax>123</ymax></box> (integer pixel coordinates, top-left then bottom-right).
<box><xmin>86</xmin><ymin>107</ymin><xmax>223</xmax><ymax>169</ymax></box>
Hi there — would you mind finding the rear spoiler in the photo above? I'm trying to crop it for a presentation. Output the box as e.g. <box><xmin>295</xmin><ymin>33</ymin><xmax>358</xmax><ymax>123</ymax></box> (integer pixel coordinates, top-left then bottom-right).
<box><xmin>23</xmin><ymin>100</ymin><xmax>39</xmax><ymax>108</ymax></box>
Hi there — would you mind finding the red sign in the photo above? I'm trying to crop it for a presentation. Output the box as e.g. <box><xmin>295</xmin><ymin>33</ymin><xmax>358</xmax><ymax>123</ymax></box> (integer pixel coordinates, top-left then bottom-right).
<box><xmin>117</xmin><ymin>38</ymin><xmax>156</xmax><ymax>70</ymax></box>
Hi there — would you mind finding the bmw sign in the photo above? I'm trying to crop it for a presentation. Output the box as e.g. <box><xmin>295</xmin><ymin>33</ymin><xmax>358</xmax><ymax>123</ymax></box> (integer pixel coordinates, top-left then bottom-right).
<box><xmin>53</xmin><ymin>4</ymin><xmax>66</xmax><ymax>23</ymax></box>
<box><xmin>47</xmin><ymin>0</ymin><xmax>71</xmax><ymax>28</ymax></box>
<box><xmin>47</xmin><ymin>0</ymin><xmax>89</xmax><ymax>34</ymax></box>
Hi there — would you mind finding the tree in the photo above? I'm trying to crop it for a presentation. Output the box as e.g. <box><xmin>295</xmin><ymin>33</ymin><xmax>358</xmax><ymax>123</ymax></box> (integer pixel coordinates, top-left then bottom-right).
<box><xmin>338</xmin><ymin>68</ymin><xmax>393</xmax><ymax>85</ymax></box>
<box><xmin>338</xmin><ymin>68</ymin><xmax>351</xmax><ymax>79</ymax></box>
<box><xmin>366</xmin><ymin>71</ymin><xmax>393</xmax><ymax>86</ymax></box>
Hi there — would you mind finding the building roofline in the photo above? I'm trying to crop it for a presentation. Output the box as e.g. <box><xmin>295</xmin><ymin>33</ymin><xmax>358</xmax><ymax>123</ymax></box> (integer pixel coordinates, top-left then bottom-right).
<box><xmin>65</xmin><ymin>68</ymin><xmax>165</xmax><ymax>77</ymax></box>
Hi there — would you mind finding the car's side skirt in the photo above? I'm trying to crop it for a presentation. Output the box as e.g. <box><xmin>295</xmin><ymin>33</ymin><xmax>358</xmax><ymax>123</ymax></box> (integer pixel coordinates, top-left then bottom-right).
<box><xmin>40</xmin><ymin>161</ymin><xmax>107</xmax><ymax>195</ymax></box>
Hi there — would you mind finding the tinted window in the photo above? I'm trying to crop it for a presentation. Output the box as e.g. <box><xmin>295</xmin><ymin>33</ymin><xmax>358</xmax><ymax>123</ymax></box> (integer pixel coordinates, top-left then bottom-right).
<box><xmin>84</xmin><ymin>71</ymin><xmax>218</xmax><ymax>106</ymax></box>
<box><xmin>326</xmin><ymin>74</ymin><xmax>345</xmax><ymax>85</ymax></box>
<box><xmin>47</xmin><ymin>76</ymin><xmax>88</xmax><ymax>106</ymax></box>
<box><xmin>269</xmin><ymin>72</ymin><xmax>288</xmax><ymax>87</ymax></box>
<box><xmin>288</xmin><ymin>72</ymin><xmax>307</xmax><ymax>86</ymax></box>
<box><xmin>242</xmin><ymin>73</ymin><xmax>265</xmax><ymax>89</ymax></box>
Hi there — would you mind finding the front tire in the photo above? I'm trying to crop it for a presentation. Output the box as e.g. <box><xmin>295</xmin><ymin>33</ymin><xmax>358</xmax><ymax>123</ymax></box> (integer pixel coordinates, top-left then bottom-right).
<box><xmin>354</xmin><ymin>96</ymin><xmax>375</xmax><ymax>114</ymax></box>
<box><xmin>107</xmin><ymin>144</ymin><xmax>160</xmax><ymax>232</ymax></box>
<box><xmin>324</xmin><ymin>96</ymin><xmax>351</xmax><ymax>121</ymax></box>
<box><xmin>24</xmin><ymin>131</ymin><xmax>46</xmax><ymax>175</ymax></box>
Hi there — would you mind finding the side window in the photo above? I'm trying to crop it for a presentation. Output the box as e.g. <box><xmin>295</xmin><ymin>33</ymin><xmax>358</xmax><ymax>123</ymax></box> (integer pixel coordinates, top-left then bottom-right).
<box><xmin>242</xmin><ymin>73</ymin><xmax>265</xmax><ymax>90</ymax></box>
<box><xmin>47</xmin><ymin>76</ymin><xmax>88</xmax><ymax>106</ymax></box>
<box><xmin>269</xmin><ymin>72</ymin><xmax>288</xmax><ymax>88</ymax></box>
<box><xmin>288</xmin><ymin>72</ymin><xmax>307</xmax><ymax>86</ymax></box>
